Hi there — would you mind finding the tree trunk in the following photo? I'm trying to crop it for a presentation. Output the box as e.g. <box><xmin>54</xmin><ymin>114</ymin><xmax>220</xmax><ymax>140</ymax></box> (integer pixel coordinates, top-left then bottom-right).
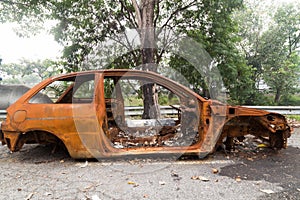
<box><xmin>135</xmin><ymin>0</ymin><xmax>160</xmax><ymax>119</ymax></box>
<box><xmin>274</xmin><ymin>88</ymin><xmax>281</xmax><ymax>105</ymax></box>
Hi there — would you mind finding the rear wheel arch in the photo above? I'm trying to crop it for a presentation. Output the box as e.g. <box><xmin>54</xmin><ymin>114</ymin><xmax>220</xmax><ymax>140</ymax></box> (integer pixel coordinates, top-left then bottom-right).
<box><xmin>15</xmin><ymin>130</ymin><xmax>69</xmax><ymax>154</ymax></box>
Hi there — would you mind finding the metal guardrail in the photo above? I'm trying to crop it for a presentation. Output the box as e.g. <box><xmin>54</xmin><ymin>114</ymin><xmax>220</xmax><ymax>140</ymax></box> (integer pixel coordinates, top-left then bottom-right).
<box><xmin>124</xmin><ymin>106</ymin><xmax>300</xmax><ymax>116</ymax></box>
<box><xmin>124</xmin><ymin>105</ymin><xmax>179</xmax><ymax>116</ymax></box>
<box><xmin>1</xmin><ymin>106</ymin><xmax>300</xmax><ymax>120</ymax></box>
<box><xmin>0</xmin><ymin>110</ymin><xmax>6</xmax><ymax>120</ymax></box>
<box><xmin>244</xmin><ymin>106</ymin><xmax>300</xmax><ymax>115</ymax></box>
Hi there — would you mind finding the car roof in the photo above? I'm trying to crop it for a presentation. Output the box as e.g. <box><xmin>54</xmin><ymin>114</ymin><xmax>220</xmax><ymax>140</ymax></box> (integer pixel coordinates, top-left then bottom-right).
<box><xmin>48</xmin><ymin>69</ymin><xmax>207</xmax><ymax>102</ymax></box>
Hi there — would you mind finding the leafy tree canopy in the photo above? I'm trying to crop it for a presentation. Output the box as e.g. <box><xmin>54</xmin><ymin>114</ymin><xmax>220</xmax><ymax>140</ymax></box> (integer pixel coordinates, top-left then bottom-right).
<box><xmin>1</xmin><ymin>0</ymin><xmax>258</xmax><ymax>105</ymax></box>
<box><xmin>235</xmin><ymin>1</ymin><xmax>300</xmax><ymax>105</ymax></box>
<box><xmin>0</xmin><ymin>59</ymin><xmax>63</xmax><ymax>85</ymax></box>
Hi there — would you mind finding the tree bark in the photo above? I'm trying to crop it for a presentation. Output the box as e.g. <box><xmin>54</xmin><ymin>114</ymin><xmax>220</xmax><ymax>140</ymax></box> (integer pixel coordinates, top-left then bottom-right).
<box><xmin>274</xmin><ymin>88</ymin><xmax>281</xmax><ymax>105</ymax></box>
<box><xmin>133</xmin><ymin>0</ymin><xmax>160</xmax><ymax>119</ymax></box>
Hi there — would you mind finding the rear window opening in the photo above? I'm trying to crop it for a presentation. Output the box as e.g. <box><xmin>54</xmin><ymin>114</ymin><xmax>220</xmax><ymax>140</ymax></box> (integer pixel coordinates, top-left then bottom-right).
<box><xmin>29</xmin><ymin>74</ymin><xmax>95</xmax><ymax>104</ymax></box>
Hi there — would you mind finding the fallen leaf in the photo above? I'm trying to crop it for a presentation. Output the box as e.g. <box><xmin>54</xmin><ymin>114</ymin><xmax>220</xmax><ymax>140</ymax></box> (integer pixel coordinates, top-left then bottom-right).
<box><xmin>159</xmin><ymin>181</ymin><xmax>166</xmax><ymax>185</ymax></box>
<box><xmin>235</xmin><ymin>176</ymin><xmax>241</xmax><ymax>182</ymax></box>
<box><xmin>171</xmin><ymin>172</ymin><xmax>179</xmax><ymax>177</ymax></box>
<box><xmin>247</xmin><ymin>157</ymin><xmax>254</xmax><ymax>161</ymax></box>
<box><xmin>257</xmin><ymin>144</ymin><xmax>268</xmax><ymax>148</ymax></box>
<box><xmin>127</xmin><ymin>181</ymin><xmax>139</xmax><ymax>187</ymax></box>
<box><xmin>92</xmin><ymin>195</ymin><xmax>101</xmax><ymax>200</ymax></box>
<box><xmin>191</xmin><ymin>176</ymin><xmax>209</xmax><ymax>181</ymax></box>
<box><xmin>79</xmin><ymin>161</ymin><xmax>88</xmax><ymax>168</ymax></box>
<box><xmin>255</xmin><ymin>181</ymin><xmax>261</xmax><ymax>185</ymax></box>
<box><xmin>44</xmin><ymin>192</ymin><xmax>52</xmax><ymax>196</ymax></box>
<box><xmin>25</xmin><ymin>193</ymin><xmax>34</xmax><ymax>200</ymax></box>
<box><xmin>260</xmin><ymin>189</ymin><xmax>275</xmax><ymax>194</ymax></box>
<box><xmin>212</xmin><ymin>168</ymin><xmax>219</xmax><ymax>174</ymax></box>
<box><xmin>128</xmin><ymin>160</ymin><xmax>136</xmax><ymax>165</ymax></box>
<box><xmin>171</xmin><ymin>172</ymin><xmax>181</xmax><ymax>181</ymax></box>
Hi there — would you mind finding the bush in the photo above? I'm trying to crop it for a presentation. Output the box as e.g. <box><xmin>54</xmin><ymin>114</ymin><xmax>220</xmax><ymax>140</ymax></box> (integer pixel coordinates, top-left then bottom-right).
<box><xmin>279</xmin><ymin>94</ymin><xmax>300</xmax><ymax>106</ymax></box>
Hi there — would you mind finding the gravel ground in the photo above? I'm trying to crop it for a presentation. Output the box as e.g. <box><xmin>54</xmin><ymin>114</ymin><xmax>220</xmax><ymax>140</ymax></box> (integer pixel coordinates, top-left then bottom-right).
<box><xmin>0</xmin><ymin>129</ymin><xmax>299</xmax><ymax>200</ymax></box>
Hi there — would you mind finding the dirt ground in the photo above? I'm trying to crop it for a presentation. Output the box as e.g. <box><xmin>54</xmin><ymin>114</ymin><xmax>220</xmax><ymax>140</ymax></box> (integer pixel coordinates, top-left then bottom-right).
<box><xmin>0</xmin><ymin>128</ymin><xmax>299</xmax><ymax>200</ymax></box>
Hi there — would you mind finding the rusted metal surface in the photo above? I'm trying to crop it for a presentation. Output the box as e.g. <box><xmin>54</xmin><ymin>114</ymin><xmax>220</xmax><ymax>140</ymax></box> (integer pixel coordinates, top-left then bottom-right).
<box><xmin>0</xmin><ymin>70</ymin><xmax>292</xmax><ymax>159</ymax></box>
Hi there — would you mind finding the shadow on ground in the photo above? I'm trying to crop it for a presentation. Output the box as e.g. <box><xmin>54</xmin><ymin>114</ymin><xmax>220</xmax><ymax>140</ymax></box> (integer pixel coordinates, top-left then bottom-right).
<box><xmin>219</xmin><ymin>146</ymin><xmax>300</xmax><ymax>200</ymax></box>
<box><xmin>0</xmin><ymin>144</ymin><xmax>72</xmax><ymax>163</ymax></box>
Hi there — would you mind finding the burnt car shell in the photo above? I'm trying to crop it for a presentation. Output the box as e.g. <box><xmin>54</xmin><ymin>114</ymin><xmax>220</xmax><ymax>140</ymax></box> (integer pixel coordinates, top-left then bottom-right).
<box><xmin>0</xmin><ymin>70</ymin><xmax>292</xmax><ymax>159</ymax></box>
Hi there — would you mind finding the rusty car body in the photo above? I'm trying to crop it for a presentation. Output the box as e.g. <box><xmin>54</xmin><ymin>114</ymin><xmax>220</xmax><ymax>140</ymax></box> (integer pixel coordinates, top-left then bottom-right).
<box><xmin>0</xmin><ymin>70</ymin><xmax>292</xmax><ymax>159</ymax></box>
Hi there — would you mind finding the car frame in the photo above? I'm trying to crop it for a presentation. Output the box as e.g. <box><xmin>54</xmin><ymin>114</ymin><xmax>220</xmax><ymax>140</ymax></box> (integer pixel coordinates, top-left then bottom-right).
<box><xmin>0</xmin><ymin>69</ymin><xmax>292</xmax><ymax>159</ymax></box>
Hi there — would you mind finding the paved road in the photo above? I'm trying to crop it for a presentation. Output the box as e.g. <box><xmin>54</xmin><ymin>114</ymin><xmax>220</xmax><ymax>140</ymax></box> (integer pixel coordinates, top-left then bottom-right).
<box><xmin>0</xmin><ymin>129</ymin><xmax>299</xmax><ymax>200</ymax></box>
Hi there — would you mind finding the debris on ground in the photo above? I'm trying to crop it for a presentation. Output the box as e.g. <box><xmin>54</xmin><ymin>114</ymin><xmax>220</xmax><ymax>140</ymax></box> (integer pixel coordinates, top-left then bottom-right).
<box><xmin>159</xmin><ymin>181</ymin><xmax>166</xmax><ymax>185</ymax></box>
<box><xmin>127</xmin><ymin>181</ymin><xmax>139</xmax><ymax>187</ymax></box>
<box><xmin>212</xmin><ymin>168</ymin><xmax>219</xmax><ymax>174</ymax></box>
<box><xmin>110</xmin><ymin>125</ymin><xmax>198</xmax><ymax>148</ymax></box>
<box><xmin>191</xmin><ymin>176</ymin><xmax>209</xmax><ymax>181</ymax></box>
<box><xmin>91</xmin><ymin>195</ymin><xmax>101</xmax><ymax>200</ymax></box>
<box><xmin>127</xmin><ymin>181</ymin><xmax>135</xmax><ymax>185</ymax></box>
<box><xmin>235</xmin><ymin>176</ymin><xmax>242</xmax><ymax>182</ymax></box>
<box><xmin>260</xmin><ymin>189</ymin><xmax>275</xmax><ymax>194</ymax></box>
<box><xmin>25</xmin><ymin>193</ymin><xmax>34</xmax><ymax>200</ymax></box>
<box><xmin>78</xmin><ymin>160</ymin><xmax>88</xmax><ymax>168</ymax></box>
<box><xmin>220</xmin><ymin>135</ymin><xmax>285</xmax><ymax>160</ymax></box>
<box><xmin>287</xmin><ymin>118</ymin><xmax>300</xmax><ymax>128</ymax></box>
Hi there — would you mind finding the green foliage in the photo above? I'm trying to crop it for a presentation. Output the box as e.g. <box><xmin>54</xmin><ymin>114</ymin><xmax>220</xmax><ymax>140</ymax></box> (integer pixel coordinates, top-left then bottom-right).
<box><xmin>0</xmin><ymin>0</ymin><xmax>253</xmax><ymax>105</ymax></box>
<box><xmin>286</xmin><ymin>115</ymin><xmax>300</xmax><ymax>122</ymax></box>
<box><xmin>170</xmin><ymin>0</ymin><xmax>253</xmax><ymax>104</ymax></box>
<box><xmin>124</xmin><ymin>97</ymin><xmax>143</xmax><ymax>107</ymax></box>
<box><xmin>235</xmin><ymin>1</ymin><xmax>300</xmax><ymax>105</ymax></box>
<box><xmin>258</xmin><ymin>3</ymin><xmax>300</xmax><ymax>105</ymax></box>
<box><xmin>0</xmin><ymin>59</ymin><xmax>63</xmax><ymax>85</ymax></box>
<box><xmin>2</xmin><ymin>0</ymin><xmax>299</xmax><ymax>106</ymax></box>
<box><xmin>279</xmin><ymin>94</ymin><xmax>300</xmax><ymax>106</ymax></box>
<box><xmin>158</xmin><ymin>95</ymin><xmax>179</xmax><ymax>106</ymax></box>
<box><xmin>0</xmin><ymin>1</ymin><xmax>243</xmax><ymax>70</ymax></box>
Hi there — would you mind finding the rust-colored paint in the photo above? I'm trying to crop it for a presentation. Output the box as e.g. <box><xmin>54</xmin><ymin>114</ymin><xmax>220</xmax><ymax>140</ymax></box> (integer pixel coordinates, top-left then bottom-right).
<box><xmin>0</xmin><ymin>70</ymin><xmax>292</xmax><ymax>159</ymax></box>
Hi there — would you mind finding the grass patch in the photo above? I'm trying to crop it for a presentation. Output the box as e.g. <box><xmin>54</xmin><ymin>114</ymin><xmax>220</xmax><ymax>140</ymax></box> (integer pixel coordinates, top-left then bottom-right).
<box><xmin>280</xmin><ymin>94</ymin><xmax>300</xmax><ymax>106</ymax></box>
<box><xmin>286</xmin><ymin>115</ymin><xmax>300</xmax><ymax>122</ymax></box>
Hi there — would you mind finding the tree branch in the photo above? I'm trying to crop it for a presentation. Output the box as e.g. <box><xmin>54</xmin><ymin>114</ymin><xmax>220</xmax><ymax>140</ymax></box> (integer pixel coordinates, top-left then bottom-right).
<box><xmin>157</xmin><ymin>28</ymin><xmax>179</xmax><ymax>62</ymax></box>
<box><xmin>131</xmin><ymin>0</ymin><xmax>142</xmax><ymax>28</ymax></box>
<box><xmin>157</xmin><ymin>0</ymin><xmax>198</xmax><ymax>36</ymax></box>
<box><xmin>114</xmin><ymin>16</ymin><xmax>136</xmax><ymax>53</ymax></box>
<box><xmin>291</xmin><ymin>33</ymin><xmax>300</xmax><ymax>51</ymax></box>
<box><xmin>153</xmin><ymin>0</ymin><xmax>160</xmax><ymax>27</ymax></box>
<box><xmin>119</xmin><ymin>0</ymin><xmax>138</xmax><ymax>28</ymax></box>
<box><xmin>107</xmin><ymin>34</ymin><xmax>134</xmax><ymax>53</ymax></box>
